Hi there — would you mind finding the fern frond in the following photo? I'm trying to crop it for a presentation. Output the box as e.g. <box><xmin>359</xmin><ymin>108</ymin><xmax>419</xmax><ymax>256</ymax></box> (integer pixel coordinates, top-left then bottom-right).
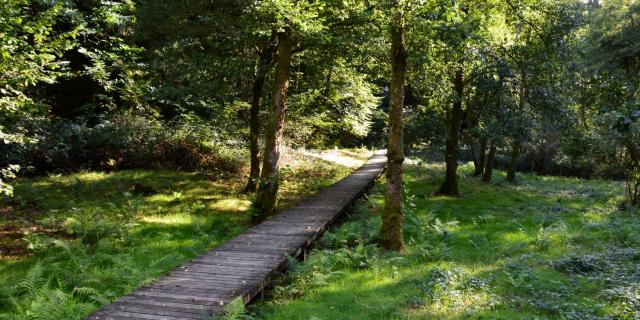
<box><xmin>222</xmin><ymin>297</ymin><xmax>246</xmax><ymax>320</ymax></box>
<box><xmin>14</xmin><ymin>263</ymin><xmax>46</xmax><ymax>295</ymax></box>
<box><xmin>72</xmin><ymin>287</ymin><xmax>109</xmax><ymax>305</ymax></box>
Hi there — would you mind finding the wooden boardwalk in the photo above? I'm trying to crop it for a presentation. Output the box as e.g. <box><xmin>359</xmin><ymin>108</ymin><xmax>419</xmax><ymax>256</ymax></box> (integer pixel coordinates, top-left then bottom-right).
<box><xmin>87</xmin><ymin>151</ymin><xmax>386</xmax><ymax>320</ymax></box>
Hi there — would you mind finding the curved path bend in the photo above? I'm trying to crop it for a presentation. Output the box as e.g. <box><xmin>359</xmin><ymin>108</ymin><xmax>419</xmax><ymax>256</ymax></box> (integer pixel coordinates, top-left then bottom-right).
<box><xmin>88</xmin><ymin>151</ymin><xmax>386</xmax><ymax>320</ymax></box>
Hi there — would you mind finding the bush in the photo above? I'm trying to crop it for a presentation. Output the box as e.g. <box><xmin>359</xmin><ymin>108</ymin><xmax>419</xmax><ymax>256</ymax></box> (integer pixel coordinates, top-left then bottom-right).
<box><xmin>0</xmin><ymin>114</ymin><xmax>244</xmax><ymax>175</ymax></box>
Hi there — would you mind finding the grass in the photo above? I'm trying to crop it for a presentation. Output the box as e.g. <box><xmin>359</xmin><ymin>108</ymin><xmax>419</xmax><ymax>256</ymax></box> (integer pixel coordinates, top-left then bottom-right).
<box><xmin>252</xmin><ymin>160</ymin><xmax>640</xmax><ymax>320</ymax></box>
<box><xmin>0</xmin><ymin>148</ymin><xmax>372</xmax><ymax>320</ymax></box>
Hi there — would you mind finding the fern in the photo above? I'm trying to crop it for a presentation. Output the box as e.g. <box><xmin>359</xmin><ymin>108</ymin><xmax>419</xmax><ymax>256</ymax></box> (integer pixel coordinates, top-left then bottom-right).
<box><xmin>222</xmin><ymin>297</ymin><xmax>248</xmax><ymax>320</ymax></box>
<box><xmin>28</xmin><ymin>288</ymin><xmax>89</xmax><ymax>320</ymax></box>
<box><xmin>14</xmin><ymin>263</ymin><xmax>47</xmax><ymax>296</ymax></box>
<box><xmin>72</xmin><ymin>287</ymin><xmax>109</xmax><ymax>305</ymax></box>
<box><xmin>149</xmin><ymin>252</ymin><xmax>185</xmax><ymax>270</ymax></box>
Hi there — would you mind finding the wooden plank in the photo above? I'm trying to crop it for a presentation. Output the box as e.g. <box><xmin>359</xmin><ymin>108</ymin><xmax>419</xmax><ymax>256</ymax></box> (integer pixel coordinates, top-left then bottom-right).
<box><xmin>115</xmin><ymin>296</ymin><xmax>213</xmax><ymax>312</ymax></box>
<box><xmin>137</xmin><ymin>287</ymin><xmax>232</xmax><ymax>298</ymax></box>
<box><xmin>149</xmin><ymin>283</ymin><xmax>246</xmax><ymax>294</ymax></box>
<box><xmin>183</xmin><ymin>260</ymin><xmax>277</xmax><ymax>271</ymax></box>
<box><xmin>171</xmin><ymin>269</ymin><xmax>267</xmax><ymax>279</ymax></box>
<box><xmin>100</xmin><ymin>303</ymin><xmax>211</xmax><ymax>319</ymax></box>
<box><xmin>94</xmin><ymin>305</ymin><xmax>205</xmax><ymax>319</ymax></box>
<box><xmin>128</xmin><ymin>292</ymin><xmax>225</xmax><ymax>306</ymax></box>
<box><xmin>206</xmin><ymin>250</ymin><xmax>283</xmax><ymax>258</ymax></box>
<box><xmin>197</xmin><ymin>254</ymin><xmax>282</xmax><ymax>264</ymax></box>
<box><xmin>110</xmin><ymin>302</ymin><xmax>210</xmax><ymax>318</ymax></box>
<box><xmin>154</xmin><ymin>276</ymin><xmax>255</xmax><ymax>287</ymax></box>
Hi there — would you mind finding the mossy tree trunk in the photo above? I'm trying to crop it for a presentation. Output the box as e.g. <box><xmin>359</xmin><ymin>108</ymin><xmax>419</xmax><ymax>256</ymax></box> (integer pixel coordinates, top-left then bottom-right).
<box><xmin>380</xmin><ymin>6</ymin><xmax>406</xmax><ymax>252</ymax></box>
<box><xmin>253</xmin><ymin>27</ymin><xmax>293</xmax><ymax>221</ymax></box>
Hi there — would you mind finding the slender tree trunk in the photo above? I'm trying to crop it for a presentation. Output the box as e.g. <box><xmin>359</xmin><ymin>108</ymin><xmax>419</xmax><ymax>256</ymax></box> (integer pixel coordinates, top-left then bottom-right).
<box><xmin>507</xmin><ymin>70</ymin><xmax>527</xmax><ymax>183</ymax></box>
<box><xmin>482</xmin><ymin>142</ymin><xmax>496</xmax><ymax>183</ymax></box>
<box><xmin>468</xmin><ymin>135</ymin><xmax>479</xmax><ymax>173</ymax></box>
<box><xmin>244</xmin><ymin>48</ymin><xmax>272</xmax><ymax>193</ymax></box>
<box><xmin>506</xmin><ymin>138</ymin><xmax>521</xmax><ymax>183</ymax></box>
<box><xmin>438</xmin><ymin>67</ymin><xmax>464</xmax><ymax>195</ymax></box>
<box><xmin>380</xmin><ymin>7</ymin><xmax>406</xmax><ymax>251</ymax></box>
<box><xmin>253</xmin><ymin>27</ymin><xmax>293</xmax><ymax>221</ymax></box>
<box><xmin>625</xmin><ymin>141</ymin><xmax>640</xmax><ymax>205</ymax></box>
<box><xmin>475</xmin><ymin>137</ymin><xmax>487</xmax><ymax>177</ymax></box>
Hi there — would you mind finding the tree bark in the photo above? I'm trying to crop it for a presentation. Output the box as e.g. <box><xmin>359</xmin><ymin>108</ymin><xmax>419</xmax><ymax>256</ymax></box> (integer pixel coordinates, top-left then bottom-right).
<box><xmin>438</xmin><ymin>67</ymin><xmax>464</xmax><ymax>195</ymax></box>
<box><xmin>506</xmin><ymin>138</ymin><xmax>521</xmax><ymax>183</ymax></box>
<box><xmin>482</xmin><ymin>141</ymin><xmax>496</xmax><ymax>183</ymax></box>
<box><xmin>468</xmin><ymin>135</ymin><xmax>479</xmax><ymax>174</ymax></box>
<box><xmin>475</xmin><ymin>137</ymin><xmax>487</xmax><ymax>177</ymax></box>
<box><xmin>507</xmin><ymin>70</ymin><xmax>527</xmax><ymax>183</ymax></box>
<box><xmin>244</xmin><ymin>46</ymin><xmax>273</xmax><ymax>193</ymax></box>
<box><xmin>625</xmin><ymin>140</ymin><xmax>640</xmax><ymax>205</ymax></box>
<box><xmin>253</xmin><ymin>27</ymin><xmax>293</xmax><ymax>221</ymax></box>
<box><xmin>380</xmin><ymin>7</ymin><xmax>406</xmax><ymax>252</ymax></box>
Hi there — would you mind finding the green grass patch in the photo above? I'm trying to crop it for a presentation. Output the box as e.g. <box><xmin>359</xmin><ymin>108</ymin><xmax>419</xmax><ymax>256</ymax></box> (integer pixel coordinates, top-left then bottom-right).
<box><xmin>0</xmin><ymin>148</ymin><xmax>372</xmax><ymax>319</ymax></box>
<box><xmin>252</xmin><ymin>160</ymin><xmax>640</xmax><ymax>320</ymax></box>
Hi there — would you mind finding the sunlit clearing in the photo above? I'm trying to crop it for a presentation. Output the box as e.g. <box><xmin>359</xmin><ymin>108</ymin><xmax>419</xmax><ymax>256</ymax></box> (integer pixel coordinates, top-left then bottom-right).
<box><xmin>209</xmin><ymin>199</ymin><xmax>250</xmax><ymax>212</ymax></box>
<box><xmin>140</xmin><ymin>213</ymin><xmax>195</xmax><ymax>225</ymax></box>
<box><xmin>298</xmin><ymin>149</ymin><xmax>373</xmax><ymax>168</ymax></box>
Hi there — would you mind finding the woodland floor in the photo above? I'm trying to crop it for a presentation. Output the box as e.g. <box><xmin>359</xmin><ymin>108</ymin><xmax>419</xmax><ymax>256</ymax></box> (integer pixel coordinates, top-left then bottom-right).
<box><xmin>0</xmin><ymin>148</ymin><xmax>372</xmax><ymax>320</ymax></box>
<box><xmin>252</xmin><ymin>160</ymin><xmax>640</xmax><ymax>320</ymax></box>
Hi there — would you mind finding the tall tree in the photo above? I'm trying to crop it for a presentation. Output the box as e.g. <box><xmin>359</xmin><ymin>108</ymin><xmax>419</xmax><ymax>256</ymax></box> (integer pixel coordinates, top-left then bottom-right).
<box><xmin>500</xmin><ymin>0</ymin><xmax>578</xmax><ymax>183</ymax></box>
<box><xmin>482</xmin><ymin>141</ymin><xmax>497</xmax><ymax>183</ymax></box>
<box><xmin>254</xmin><ymin>27</ymin><xmax>294</xmax><ymax>219</ymax></box>
<box><xmin>1</xmin><ymin>1</ymin><xmax>84</xmax><ymax>195</ymax></box>
<box><xmin>438</xmin><ymin>66</ymin><xmax>464</xmax><ymax>195</ymax></box>
<box><xmin>427</xmin><ymin>2</ymin><xmax>487</xmax><ymax>196</ymax></box>
<box><xmin>244</xmin><ymin>36</ymin><xmax>276</xmax><ymax>193</ymax></box>
<box><xmin>251</xmin><ymin>0</ymin><xmax>375</xmax><ymax>219</ymax></box>
<box><xmin>475</xmin><ymin>137</ymin><xmax>488</xmax><ymax>176</ymax></box>
<box><xmin>380</xmin><ymin>2</ymin><xmax>406</xmax><ymax>251</ymax></box>
<box><xmin>506</xmin><ymin>69</ymin><xmax>526</xmax><ymax>183</ymax></box>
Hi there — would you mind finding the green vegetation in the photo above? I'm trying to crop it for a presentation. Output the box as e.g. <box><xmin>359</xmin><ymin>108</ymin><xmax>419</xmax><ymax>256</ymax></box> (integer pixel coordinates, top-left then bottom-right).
<box><xmin>2</xmin><ymin>0</ymin><xmax>640</xmax><ymax>318</ymax></box>
<box><xmin>0</xmin><ymin>149</ymin><xmax>370</xmax><ymax>319</ymax></box>
<box><xmin>254</xmin><ymin>161</ymin><xmax>639</xmax><ymax>319</ymax></box>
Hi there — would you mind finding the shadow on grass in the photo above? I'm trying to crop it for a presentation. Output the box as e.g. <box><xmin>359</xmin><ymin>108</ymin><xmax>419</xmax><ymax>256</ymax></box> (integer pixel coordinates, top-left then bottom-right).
<box><xmin>255</xmin><ymin>162</ymin><xmax>639</xmax><ymax>319</ymax></box>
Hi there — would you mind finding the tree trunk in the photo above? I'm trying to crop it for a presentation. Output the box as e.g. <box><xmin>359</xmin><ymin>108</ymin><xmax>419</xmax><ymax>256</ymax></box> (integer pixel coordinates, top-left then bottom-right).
<box><xmin>625</xmin><ymin>140</ymin><xmax>640</xmax><ymax>205</ymax></box>
<box><xmin>438</xmin><ymin>67</ymin><xmax>464</xmax><ymax>195</ymax></box>
<box><xmin>506</xmin><ymin>139</ymin><xmax>521</xmax><ymax>183</ymax></box>
<box><xmin>475</xmin><ymin>137</ymin><xmax>487</xmax><ymax>177</ymax></box>
<box><xmin>380</xmin><ymin>7</ymin><xmax>406</xmax><ymax>252</ymax></box>
<box><xmin>507</xmin><ymin>69</ymin><xmax>527</xmax><ymax>183</ymax></box>
<box><xmin>482</xmin><ymin>142</ymin><xmax>496</xmax><ymax>183</ymax></box>
<box><xmin>253</xmin><ymin>27</ymin><xmax>293</xmax><ymax>221</ymax></box>
<box><xmin>468</xmin><ymin>135</ymin><xmax>479</xmax><ymax>174</ymax></box>
<box><xmin>244</xmin><ymin>47</ymin><xmax>272</xmax><ymax>193</ymax></box>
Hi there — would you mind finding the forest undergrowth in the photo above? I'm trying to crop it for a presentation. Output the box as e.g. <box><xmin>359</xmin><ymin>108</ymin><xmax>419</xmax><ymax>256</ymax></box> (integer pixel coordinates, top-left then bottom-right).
<box><xmin>0</xmin><ymin>148</ymin><xmax>371</xmax><ymax>320</ymax></box>
<box><xmin>251</xmin><ymin>160</ymin><xmax>639</xmax><ymax>320</ymax></box>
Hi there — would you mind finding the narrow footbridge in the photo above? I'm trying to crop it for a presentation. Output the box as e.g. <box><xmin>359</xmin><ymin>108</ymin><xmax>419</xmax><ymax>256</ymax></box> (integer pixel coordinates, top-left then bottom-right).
<box><xmin>88</xmin><ymin>151</ymin><xmax>386</xmax><ymax>320</ymax></box>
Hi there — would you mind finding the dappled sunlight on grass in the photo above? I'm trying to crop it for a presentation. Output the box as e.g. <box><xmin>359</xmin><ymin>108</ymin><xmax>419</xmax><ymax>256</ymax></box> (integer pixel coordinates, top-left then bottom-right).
<box><xmin>255</xmin><ymin>159</ymin><xmax>640</xmax><ymax>319</ymax></box>
<box><xmin>0</xmin><ymin>148</ymin><xmax>371</xmax><ymax>319</ymax></box>
<box><xmin>139</xmin><ymin>213</ymin><xmax>196</xmax><ymax>226</ymax></box>
<box><xmin>209</xmin><ymin>198</ymin><xmax>251</xmax><ymax>212</ymax></box>
<box><xmin>298</xmin><ymin>148</ymin><xmax>374</xmax><ymax>169</ymax></box>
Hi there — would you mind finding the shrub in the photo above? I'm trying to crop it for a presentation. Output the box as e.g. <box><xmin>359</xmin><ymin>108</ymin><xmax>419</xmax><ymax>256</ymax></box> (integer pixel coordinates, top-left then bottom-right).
<box><xmin>0</xmin><ymin>114</ymin><xmax>244</xmax><ymax>175</ymax></box>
